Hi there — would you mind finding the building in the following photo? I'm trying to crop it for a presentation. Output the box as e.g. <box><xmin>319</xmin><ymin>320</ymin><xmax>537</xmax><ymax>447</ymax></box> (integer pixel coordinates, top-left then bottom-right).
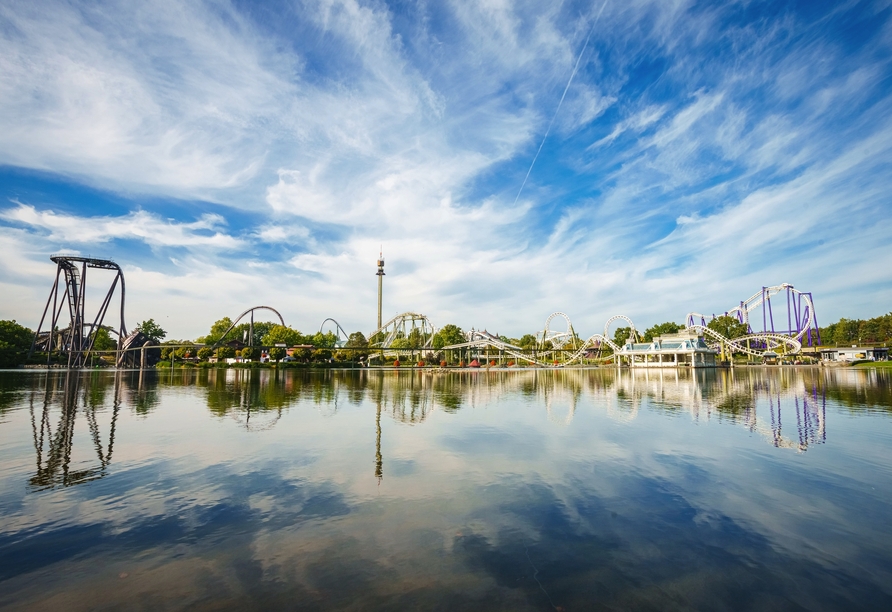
<box><xmin>820</xmin><ymin>346</ymin><xmax>889</xmax><ymax>362</ymax></box>
<box><xmin>617</xmin><ymin>330</ymin><xmax>718</xmax><ymax>368</ymax></box>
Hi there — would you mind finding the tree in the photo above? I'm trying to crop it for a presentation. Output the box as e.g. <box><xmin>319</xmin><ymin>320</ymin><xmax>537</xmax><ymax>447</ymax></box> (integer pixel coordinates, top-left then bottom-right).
<box><xmin>643</xmin><ymin>322</ymin><xmax>681</xmax><ymax>342</ymax></box>
<box><xmin>312</xmin><ymin>348</ymin><xmax>332</xmax><ymax>362</ymax></box>
<box><xmin>197</xmin><ymin>347</ymin><xmax>214</xmax><ymax>361</ymax></box>
<box><xmin>196</xmin><ymin>317</ymin><xmax>232</xmax><ymax>344</ymax></box>
<box><xmin>310</xmin><ymin>331</ymin><xmax>339</xmax><ymax>349</ymax></box>
<box><xmin>407</xmin><ymin>327</ymin><xmax>425</xmax><ymax>348</ymax></box>
<box><xmin>432</xmin><ymin>324</ymin><xmax>465</xmax><ymax>348</ymax></box>
<box><xmin>269</xmin><ymin>346</ymin><xmax>287</xmax><ymax>364</ymax></box>
<box><xmin>0</xmin><ymin>320</ymin><xmax>33</xmax><ymax>367</ymax></box>
<box><xmin>135</xmin><ymin>319</ymin><xmax>167</xmax><ymax>343</ymax></box>
<box><xmin>707</xmin><ymin>316</ymin><xmax>749</xmax><ymax>340</ymax></box>
<box><xmin>262</xmin><ymin>325</ymin><xmax>303</xmax><ymax>347</ymax></box>
<box><xmin>517</xmin><ymin>334</ymin><xmax>537</xmax><ymax>349</ymax></box>
<box><xmin>216</xmin><ymin>346</ymin><xmax>236</xmax><ymax>359</ymax></box>
<box><xmin>346</xmin><ymin>331</ymin><xmax>368</xmax><ymax>348</ymax></box>
<box><xmin>613</xmin><ymin>327</ymin><xmax>632</xmax><ymax>348</ymax></box>
<box><xmin>345</xmin><ymin>331</ymin><xmax>368</xmax><ymax>359</ymax></box>
<box><xmin>92</xmin><ymin>327</ymin><xmax>117</xmax><ymax>350</ymax></box>
<box><xmin>390</xmin><ymin>337</ymin><xmax>410</xmax><ymax>349</ymax></box>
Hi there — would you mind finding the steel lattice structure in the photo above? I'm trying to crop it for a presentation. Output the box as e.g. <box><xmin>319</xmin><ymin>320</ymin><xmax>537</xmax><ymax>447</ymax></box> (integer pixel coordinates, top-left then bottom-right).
<box><xmin>30</xmin><ymin>256</ymin><xmax>127</xmax><ymax>367</ymax></box>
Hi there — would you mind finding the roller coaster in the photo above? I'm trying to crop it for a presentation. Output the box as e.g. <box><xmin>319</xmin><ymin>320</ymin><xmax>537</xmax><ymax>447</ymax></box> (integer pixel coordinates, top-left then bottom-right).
<box><xmin>29</xmin><ymin>256</ymin><xmax>127</xmax><ymax>367</ymax></box>
<box><xmin>434</xmin><ymin>283</ymin><xmax>820</xmax><ymax>367</ymax></box>
<box><xmin>26</xmin><ymin>255</ymin><xmax>819</xmax><ymax>370</ymax></box>
<box><xmin>367</xmin><ymin>312</ymin><xmax>435</xmax><ymax>353</ymax></box>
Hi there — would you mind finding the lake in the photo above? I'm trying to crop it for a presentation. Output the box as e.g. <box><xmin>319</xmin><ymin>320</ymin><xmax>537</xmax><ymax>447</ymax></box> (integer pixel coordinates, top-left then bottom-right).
<box><xmin>1</xmin><ymin>367</ymin><xmax>891</xmax><ymax>610</ymax></box>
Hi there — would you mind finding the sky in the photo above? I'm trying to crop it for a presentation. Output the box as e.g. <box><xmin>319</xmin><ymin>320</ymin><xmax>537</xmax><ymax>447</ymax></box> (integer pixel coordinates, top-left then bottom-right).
<box><xmin>0</xmin><ymin>0</ymin><xmax>890</xmax><ymax>341</ymax></box>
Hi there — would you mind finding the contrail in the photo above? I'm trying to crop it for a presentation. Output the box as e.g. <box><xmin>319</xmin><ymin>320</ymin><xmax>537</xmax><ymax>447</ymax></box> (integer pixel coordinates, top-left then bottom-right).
<box><xmin>512</xmin><ymin>0</ymin><xmax>610</xmax><ymax>207</ymax></box>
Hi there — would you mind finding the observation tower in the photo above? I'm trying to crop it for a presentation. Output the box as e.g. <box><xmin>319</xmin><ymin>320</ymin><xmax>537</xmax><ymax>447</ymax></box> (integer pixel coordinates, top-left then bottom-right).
<box><xmin>376</xmin><ymin>250</ymin><xmax>385</xmax><ymax>330</ymax></box>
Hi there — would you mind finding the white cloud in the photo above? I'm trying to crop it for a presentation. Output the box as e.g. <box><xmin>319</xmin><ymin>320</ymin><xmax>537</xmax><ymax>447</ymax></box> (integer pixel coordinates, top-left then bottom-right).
<box><xmin>1</xmin><ymin>203</ymin><xmax>242</xmax><ymax>249</ymax></box>
<box><xmin>0</xmin><ymin>0</ymin><xmax>891</xmax><ymax>338</ymax></box>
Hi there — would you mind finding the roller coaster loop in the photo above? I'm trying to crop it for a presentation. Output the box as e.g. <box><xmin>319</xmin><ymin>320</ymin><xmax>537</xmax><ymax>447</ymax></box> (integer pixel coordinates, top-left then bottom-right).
<box><xmin>212</xmin><ymin>306</ymin><xmax>285</xmax><ymax>347</ymax></box>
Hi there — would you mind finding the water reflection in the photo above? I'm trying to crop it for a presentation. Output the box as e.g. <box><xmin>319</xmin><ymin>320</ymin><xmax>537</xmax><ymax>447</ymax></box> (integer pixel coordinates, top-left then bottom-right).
<box><xmin>29</xmin><ymin>371</ymin><xmax>120</xmax><ymax>490</ymax></box>
<box><xmin>11</xmin><ymin>367</ymin><xmax>892</xmax><ymax>491</ymax></box>
<box><xmin>1</xmin><ymin>366</ymin><xmax>892</xmax><ymax>610</ymax></box>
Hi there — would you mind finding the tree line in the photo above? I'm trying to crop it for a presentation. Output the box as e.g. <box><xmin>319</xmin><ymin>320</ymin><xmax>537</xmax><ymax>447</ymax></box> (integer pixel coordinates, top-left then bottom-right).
<box><xmin>819</xmin><ymin>313</ymin><xmax>892</xmax><ymax>346</ymax></box>
<box><xmin>3</xmin><ymin>310</ymin><xmax>888</xmax><ymax>368</ymax></box>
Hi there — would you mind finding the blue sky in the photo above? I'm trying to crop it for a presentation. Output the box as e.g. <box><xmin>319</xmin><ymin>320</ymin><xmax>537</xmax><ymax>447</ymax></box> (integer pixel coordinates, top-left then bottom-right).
<box><xmin>1</xmin><ymin>0</ymin><xmax>890</xmax><ymax>340</ymax></box>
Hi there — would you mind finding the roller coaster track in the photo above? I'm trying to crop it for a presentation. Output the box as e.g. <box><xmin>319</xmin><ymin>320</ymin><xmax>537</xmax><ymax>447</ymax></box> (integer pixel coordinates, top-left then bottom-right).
<box><xmin>368</xmin><ymin>312</ymin><xmax>436</xmax><ymax>350</ymax></box>
<box><xmin>687</xmin><ymin>325</ymin><xmax>802</xmax><ymax>356</ymax></box>
<box><xmin>442</xmin><ymin>316</ymin><xmax>628</xmax><ymax>367</ymax></box>
<box><xmin>319</xmin><ymin>318</ymin><xmax>349</xmax><ymax>347</ymax></box>
<box><xmin>212</xmin><ymin>306</ymin><xmax>285</xmax><ymax>347</ymax></box>
<box><xmin>686</xmin><ymin>283</ymin><xmax>818</xmax><ymax>345</ymax></box>
<box><xmin>441</xmin><ymin>335</ymin><xmax>549</xmax><ymax>366</ymax></box>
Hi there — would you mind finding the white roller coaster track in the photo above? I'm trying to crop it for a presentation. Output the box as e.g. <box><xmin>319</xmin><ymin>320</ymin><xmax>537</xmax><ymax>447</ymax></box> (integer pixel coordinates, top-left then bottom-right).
<box><xmin>361</xmin><ymin>292</ymin><xmax>813</xmax><ymax>367</ymax></box>
<box><xmin>603</xmin><ymin>314</ymin><xmax>639</xmax><ymax>343</ymax></box>
<box><xmin>368</xmin><ymin>312</ymin><xmax>436</xmax><ymax>350</ymax></box>
<box><xmin>687</xmin><ymin>325</ymin><xmax>802</xmax><ymax>356</ymax></box>
<box><xmin>538</xmin><ymin>311</ymin><xmax>576</xmax><ymax>349</ymax></box>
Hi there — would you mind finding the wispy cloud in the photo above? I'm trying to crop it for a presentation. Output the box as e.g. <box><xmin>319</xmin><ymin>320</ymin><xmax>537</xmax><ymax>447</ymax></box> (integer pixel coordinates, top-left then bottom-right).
<box><xmin>2</xmin><ymin>202</ymin><xmax>242</xmax><ymax>249</ymax></box>
<box><xmin>0</xmin><ymin>0</ymin><xmax>890</xmax><ymax>338</ymax></box>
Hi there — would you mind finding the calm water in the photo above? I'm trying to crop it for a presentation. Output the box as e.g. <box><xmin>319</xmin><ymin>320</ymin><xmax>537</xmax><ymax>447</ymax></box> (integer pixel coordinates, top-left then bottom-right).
<box><xmin>1</xmin><ymin>367</ymin><xmax>891</xmax><ymax>611</ymax></box>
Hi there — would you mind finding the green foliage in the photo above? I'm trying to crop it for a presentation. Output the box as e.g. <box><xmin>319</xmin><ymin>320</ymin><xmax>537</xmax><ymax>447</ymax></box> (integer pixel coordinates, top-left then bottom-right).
<box><xmin>269</xmin><ymin>346</ymin><xmax>287</xmax><ymax>362</ymax></box>
<box><xmin>310</xmin><ymin>331</ymin><xmax>338</xmax><ymax>348</ymax></box>
<box><xmin>216</xmin><ymin>346</ymin><xmax>236</xmax><ymax>359</ymax></box>
<box><xmin>346</xmin><ymin>331</ymin><xmax>368</xmax><ymax>348</ymax></box>
<box><xmin>175</xmin><ymin>343</ymin><xmax>195</xmax><ymax>359</ymax></box>
<box><xmin>432</xmin><ymin>324</ymin><xmax>465</xmax><ymax>348</ymax></box>
<box><xmin>643</xmin><ymin>322</ymin><xmax>682</xmax><ymax>342</ymax></box>
<box><xmin>92</xmin><ymin>327</ymin><xmax>117</xmax><ymax>350</ymax></box>
<box><xmin>820</xmin><ymin>313</ymin><xmax>892</xmax><ymax>345</ymax></box>
<box><xmin>707</xmin><ymin>316</ymin><xmax>749</xmax><ymax>340</ymax></box>
<box><xmin>197</xmin><ymin>347</ymin><xmax>214</xmax><ymax>361</ymax></box>
<box><xmin>390</xmin><ymin>337</ymin><xmax>410</xmax><ymax>349</ymax></box>
<box><xmin>262</xmin><ymin>325</ymin><xmax>303</xmax><ymax>347</ymax></box>
<box><xmin>0</xmin><ymin>320</ymin><xmax>33</xmax><ymax>367</ymax></box>
<box><xmin>517</xmin><ymin>334</ymin><xmax>537</xmax><ymax>349</ymax></box>
<box><xmin>136</xmin><ymin>318</ymin><xmax>167</xmax><ymax>343</ymax></box>
<box><xmin>613</xmin><ymin>327</ymin><xmax>632</xmax><ymax>347</ymax></box>
<box><xmin>198</xmin><ymin>317</ymin><xmax>276</xmax><ymax>346</ymax></box>
<box><xmin>312</xmin><ymin>348</ymin><xmax>332</xmax><ymax>361</ymax></box>
<box><xmin>406</xmin><ymin>327</ymin><xmax>426</xmax><ymax>348</ymax></box>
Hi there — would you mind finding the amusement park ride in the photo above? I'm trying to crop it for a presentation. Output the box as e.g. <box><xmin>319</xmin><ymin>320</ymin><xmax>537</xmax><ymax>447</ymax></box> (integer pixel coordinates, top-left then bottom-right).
<box><xmin>27</xmin><ymin>252</ymin><xmax>821</xmax><ymax>368</ymax></box>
